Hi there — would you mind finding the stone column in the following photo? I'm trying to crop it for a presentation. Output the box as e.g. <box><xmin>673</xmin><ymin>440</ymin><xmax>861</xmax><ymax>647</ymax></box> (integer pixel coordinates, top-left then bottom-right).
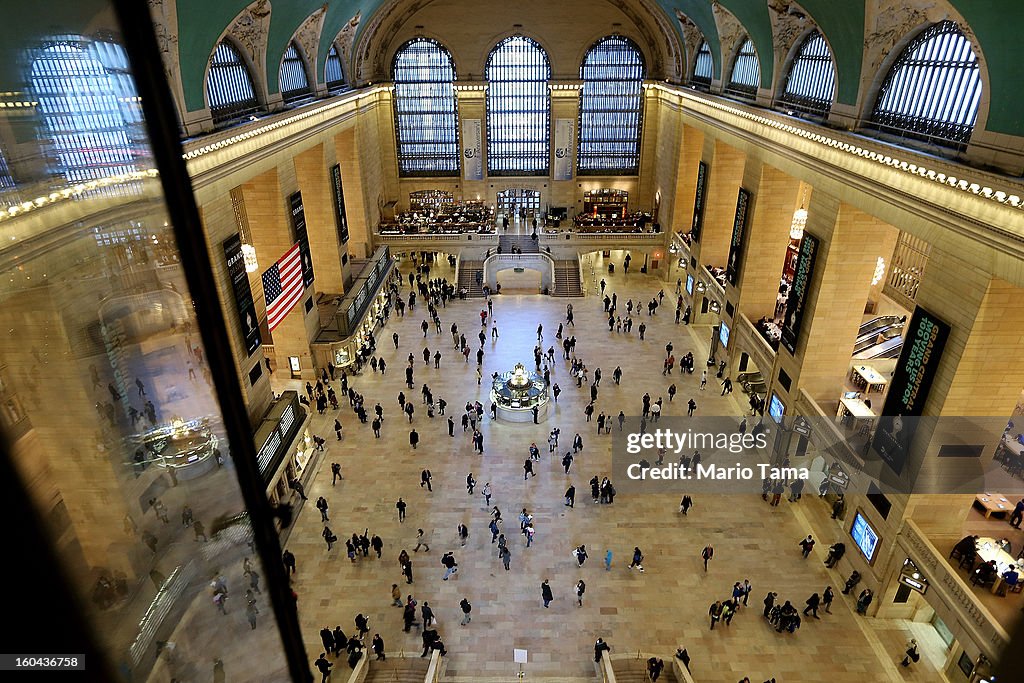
<box><xmin>0</xmin><ymin>285</ymin><xmax>135</xmax><ymax>576</ymax></box>
<box><xmin>696</xmin><ymin>139</ymin><xmax>746</xmax><ymax>269</ymax></box>
<box><xmin>334</xmin><ymin>126</ymin><xmax>375</xmax><ymax>259</ymax></box>
<box><xmin>733</xmin><ymin>166</ymin><xmax>804</xmax><ymax>321</ymax></box>
<box><xmin>241</xmin><ymin>168</ymin><xmax>317</xmax><ymax>378</ymax></box>
<box><xmin>778</xmin><ymin>195</ymin><xmax>898</xmax><ymax>403</ymax></box>
<box><xmin>198</xmin><ymin>194</ymin><xmax>273</xmax><ymax>425</ymax></box>
<box><xmin>670</xmin><ymin>124</ymin><xmax>705</xmax><ymax>235</ymax></box>
<box><xmin>294</xmin><ymin>142</ymin><xmax>346</xmax><ymax>293</ymax></box>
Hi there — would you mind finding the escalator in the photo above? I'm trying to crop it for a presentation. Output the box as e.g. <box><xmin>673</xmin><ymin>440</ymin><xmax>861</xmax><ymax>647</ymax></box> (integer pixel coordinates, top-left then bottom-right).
<box><xmin>857</xmin><ymin>315</ymin><xmax>903</xmax><ymax>340</ymax></box>
<box><xmin>853</xmin><ymin>322</ymin><xmax>905</xmax><ymax>360</ymax></box>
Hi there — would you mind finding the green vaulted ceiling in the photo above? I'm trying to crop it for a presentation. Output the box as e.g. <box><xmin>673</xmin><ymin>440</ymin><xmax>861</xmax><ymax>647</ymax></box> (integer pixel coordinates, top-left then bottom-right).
<box><xmin>175</xmin><ymin>0</ymin><xmax>383</xmax><ymax>111</ymax></box>
<box><xmin>0</xmin><ymin>1</ymin><xmax>1022</xmax><ymax>136</ymax></box>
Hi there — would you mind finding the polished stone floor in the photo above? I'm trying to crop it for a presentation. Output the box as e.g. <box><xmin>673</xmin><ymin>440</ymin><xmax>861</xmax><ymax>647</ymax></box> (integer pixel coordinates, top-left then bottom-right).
<box><xmin>277</xmin><ymin>255</ymin><xmax>945</xmax><ymax>682</ymax></box>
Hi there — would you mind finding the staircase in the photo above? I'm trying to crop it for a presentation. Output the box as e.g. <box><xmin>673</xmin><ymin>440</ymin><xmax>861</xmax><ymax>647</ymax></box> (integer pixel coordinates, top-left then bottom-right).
<box><xmin>611</xmin><ymin>659</ymin><xmax>679</xmax><ymax>683</ymax></box>
<box><xmin>553</xmin><ymin>259</ymin><xmax>583</xmax><ymax>297</ymax></box>
<box><xmin>362</xmin><ymin>657</ymin><xmax>430</xmax><ymax>682</ymax></box>
<box><xmin>457</xmin><ymin>259</ymin><xmax>485</xmax><ymax>297</ymax></box>
<box><xmin>499</xmin><ymin>235</ymin><xmax>540</xmax><ymax>254</ymax></box>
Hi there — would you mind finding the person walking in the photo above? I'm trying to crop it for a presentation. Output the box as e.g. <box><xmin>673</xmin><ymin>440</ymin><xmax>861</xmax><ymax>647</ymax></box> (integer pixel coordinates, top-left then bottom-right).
<box><xmin>316</xmin><ymin>496</ymin><xmax>329</xmax><ymax>522</ymax></box>
<box><xmin>565</xmin><ymin>485</ymin><xmax>576</xmax><ymax>508</ymax></box>
<box><xmin>604</xmin><ymin>549</ymin><xmax>613</xmax><ymax>571</ymax></box>
<box><xmin>799</xmin><ymin>535</ymin><xmax>815</xmax><ymax>558</ymax></box>
<box><xmin>575</xmin><ymin>544</ymin><xmax>589</xmax><ymax>567</ymax></box>
<box><xmin>396</xmin><ymin>498</ymin><xmax>407</xmax><ymax>523</ymax></box>
<box><xmin>466</xmin><ymin>473</ymin><xmax>476</xmax><ymax>495</ymax></box>
<box><xmin>803</xmin><ymin>592</ymin><xmax>821</xmax><ymax>619</ymax></box>
<box><xmin>687</xmin><ymin>398</ymin><xmax>697</xmax><ymax>417</ymax></box>
<box><xmin>679</xmin><ymin>495</ymin><xmax>693</xmax><ymax>515</ymax></box>
<box><xmin>314</xmin><ymin>653</ymin><xmax>332</xmax><ymax>682</ymax></box>
<box><xmin>459</xmin><ymin>598</ymin><xmax>472</xmax><ymax>625</ymax></box>
<box><xmin>541</xmin><ymin>579</ymin><xmax>554</xmax><ymax>608</ymax></box>
<box><xmin>524</xmin><ymin>459</ymin><xmax>536</xmax><ymax>479</ymax></box>
<box><xmin>901</xmin><ymin>639</ymin><xmax>920</xmax><ymax>667</ymax></box>
<box><xmin>701</xmin><ymin>544</ymin><xmax>714</xmax><ymax>572</ymax></box>
<box><xmin>482</xmin><ymin>482</ymin><xmax>492</xmax><ymax>507</ymax></box>
<box><xmin>392</xmin><ymin>584</ymin><xmax>403</xmax><ymax>607</ymax></box>
<box><xmin>708</xmin><ymin>600</ymin><xmax>723</xmax><ymax>630</ymax></box>
<box><xmin>856</xmin><ymin>588</ymin><xmax>873</xmax><ymax>614</ymax></box>
<box><xmin>409</xmin><ymin>429</ymin><xmax>419</xmax><ymax>450</ymax></box>
<box><xmin>372</xmin><ymin>634</ymin><xmax>386</xmax><ymax>661</ymax></box>
<box><xmin>501</xmin><ymin>545</ymin><xmax>511</xmax><ymax>571</ymax></box>
<box><xmin>420</xmin><ymin>469</ymin><xmax>433</xmax><ymax>492</ymax></box>
<box><xmin>413</xmin><ymin>528</ymin><xmax>430</xmax><ymax>552</ymax></box>
<box><xmin>331</xmin><ymin>462</ymin><xmax>343</xmax><ymax>485</ymax></box>
<box><xmin>334</xmin><ymin>419</ymin><xmax>343</xmax><ymax>440</ymax></box>
<box><xmin>576</xmin><ymin>579</ymin><xmax>586</xmax><ymax>606</ymax></box>
<box><xmin>629</xmin><ymin>547</ymin><xmax>644</xmax><ymax>572</ymax></box>
<box><xmin>822</xmin><ymin>586</ymin><xmax>835</xmax><ymax>614</ymax></box>
<box><xmin>282</xmin><ymin>550</ymin><xmax>296</xmax><ymax>576</ymax></box>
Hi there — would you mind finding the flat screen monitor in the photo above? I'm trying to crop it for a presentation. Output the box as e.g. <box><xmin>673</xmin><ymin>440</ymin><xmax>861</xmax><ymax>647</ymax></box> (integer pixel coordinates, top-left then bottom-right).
<box><xmin>719</xmin><ymin>322</ymin><xmax>730</xmax><ymax>348</ymax></box>
<box><xmin>685</xmin><ymin>274</ymin><xmax>694</xmax><ymax>295</ymax></box>
<box><xmin>768</xmin><ymin>393</ymin><xmax>785</xmax><ymax>424</ymax></box>
<box><xmin>850</xmin><ymin>511</ymin><xmax>881</xmax><ymax>563</ymax></box>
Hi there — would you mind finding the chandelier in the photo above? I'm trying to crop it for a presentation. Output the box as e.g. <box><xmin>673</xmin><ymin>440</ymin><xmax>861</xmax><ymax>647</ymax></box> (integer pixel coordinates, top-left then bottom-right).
<box><xmin>790</xmin><ymin>187</ymin><xmax>809</xmax><ymax>240</ymax></box>
<box><xmin>241</xmin><ymin>242</ymin><xmax>259</xmax><ymax>273</ymax></box>
<box><xmin>872</xmin><ymin>256</ymin><xmax>886</xmax><ymax>286</ymax></box>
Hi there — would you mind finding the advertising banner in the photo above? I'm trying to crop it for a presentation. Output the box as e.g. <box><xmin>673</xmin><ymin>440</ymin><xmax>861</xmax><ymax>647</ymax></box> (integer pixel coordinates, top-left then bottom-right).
<box><xmin>780</xmin><ymin>233</ymin><xmax>820</xmax><ymax>354</ymax></box>
<box><xmin>725</xmin><ymin>187</ymin><xmax>750</xmax><ymax>286</ymax></box>
<box><xmin>330</xmin><ymin>164</ymin><xmax>350</xmax><ymax>245</ymax></box>
<box><xmin>462</xmin><ymin>119</ymin><xmax>483</xmax><ymax>181</ymax></box>
<box><xmin>553</xmin><ymin>118</ymin><xmax>574</xmax><ymax>181</ymax></box>
<box><xmin>222</xmin><ymin>234</ymin><xmax>262</xmax><ymax>357</ymax></box>
<box><xmin>873</xmin><ymin>306</ymin><xmax>951</xmax><ymax>474</ymax></box>
<box><xmin>691</xmin><ymin>161</ymin><xmax>707</xmax><ymax>242</ymax></box>
<box><xmin>289</xmin><ymin>192</ymin><xmax>315</xmax><ymax>289</ymax></box>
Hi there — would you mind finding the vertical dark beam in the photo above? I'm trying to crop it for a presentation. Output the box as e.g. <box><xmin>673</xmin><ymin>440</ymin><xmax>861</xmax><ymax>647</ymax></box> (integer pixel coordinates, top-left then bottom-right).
<box><xmin>109</xmin><ymin>2</ymin><xmax>312</xmax><ymax>681</ymax></box>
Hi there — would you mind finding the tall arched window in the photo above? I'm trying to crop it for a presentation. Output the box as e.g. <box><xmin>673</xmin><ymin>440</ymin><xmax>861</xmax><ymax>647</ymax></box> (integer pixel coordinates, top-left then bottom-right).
<box><xmin>692</xmin><ymin>40</ymin><xmax>713</xmax><ymax>89</ymax></box>
<box><xmin>279</xmin><ymin>42</ymin><xmax>312</xmax><ymax>104</ymax></box>
<box><xmin>31</xmin><ymin>37</ymin><xmax>143</xmax><ymax>182</ymax></box>
<box><xmin>578</xmin><ymin>36</ymin><xmax>646</xmax><ymax>175</ymax></box>
<box><xmin>780</xmin><ymin>31</ymin><xmax>836</xmax><ymax>117</ymax></box>
<box><xmin>0</xmin><ymin>150</ymin><xmax>15</xmax><ymax>190</ymax></box>
<box><xmin>486</xmin><ymin>36</ymin><xmax>551</xmax><ymax>176</ymax></box>
<box><xmin>870</xmin><ymin>21</ymin><xmax>981</xmax><ymax>147</ymax></box>
<box><xmin>206</xmin><ymin>40</ymin><xmax>260</xmax><ymax>125</ymax></box>
<box><xmin>392</xmin><ymin>38</ymin><xmax>460</xmax><ymax>176</ymax></box>
<box><xmin>726</xmin><ymin>37</ymin><xmax>759</xmax><ymax>99</ymax></box>
<box><xmin>325</xmin><ymin>44</ymin><xmax>347</xmax><ymax>93</ymax></box>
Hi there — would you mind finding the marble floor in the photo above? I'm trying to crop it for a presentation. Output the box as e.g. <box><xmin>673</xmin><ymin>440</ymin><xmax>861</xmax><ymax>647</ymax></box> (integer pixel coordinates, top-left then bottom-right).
<box><xmin>276</xmin><ymin>256</ymin><xmax>945</xmax><ymax>682</ymax></box>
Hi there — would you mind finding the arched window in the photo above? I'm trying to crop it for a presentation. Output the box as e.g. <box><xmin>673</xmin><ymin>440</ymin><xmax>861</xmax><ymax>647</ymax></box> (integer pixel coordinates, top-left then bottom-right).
<box><xmin>578</xmin><ymin>36</ymin><xmax>646</xmax><ymax>175</ymax></box>
<box><xmin>726</xmin><ymin>37</ymin><xmax>759</xmax><ymax>98</ymax></box>
<box><xmin>0</xmin><ymin>149</ymin><xmax>14</xmax><ymax>190</ymax></box>
<box><xmin>325</xmin><ymin>44</ymin><xmax>347</xmax><ymax>93</ymax></box>
<box><xmin>279</xmin><ymin>42</ymin><xmax>312</xmax><ymax>104</ymax></box>
<box><xmin>206</xmin><ymin>40</ymin><xmax>260</xmax><ymax>124</ymax></box>
<box><xmin>31</xmin><ymin>37</ymin><xmax>143</xmax><ymax>182</ymax></box>
<box><xmin>486</xmin><ymin>36</ymin><xmax>551</xmax><ymax>176</ymax></box>
<box><xmin>392</xmin><ymin>38</ymin><xmax>460</xmax><ymax>176</ymax></box>
<box><xmin>780</xmin><ymin>31</ymin><xmax>836</xmax><ymax>117</ymax></box>
<box><xmin>869</xmin><ymin>21</ymin><xmax>980</xmax><ymax>147</ymax></box>
<box><xmin>692</xmin><ymin>40</ymin><xmax>713</xmax><ymax>89</ymax></box>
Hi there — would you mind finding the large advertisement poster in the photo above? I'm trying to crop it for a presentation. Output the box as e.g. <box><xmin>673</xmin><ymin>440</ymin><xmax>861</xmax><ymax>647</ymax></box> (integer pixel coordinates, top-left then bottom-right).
<box><xmin>553</xmin><ymin>118</ymin><xmax>574</xmax><ymax>181</ymax></box>
<box><xmin>330</xmin><ymin>164</ymin><xmax>350</xmax><ymax>245</ymax></box>
<box><xmin>691</xmin><ymin>160</ymin><xmax>708</xmax><ymax>242</ymax></box>
<box><xmin>462</xmin><ymin>119</ymin><xmax>483</xmax><ymax>181</ymax></box>
<box><xmin>725</xmin><ymin>187</ymin><xmax>750</xmax><ymax>286</ymax></box>
<box><xmin>874</xmin><ymin>306</ymin><xmax>951</xmax><ymax>475</ymax></box>
<box><xmin>780</xmin><ymin>232</ymin><xmax>819</xmax><ymax>355</ymax></box>
<box><xmin>289</xmin><ymin>191</ymin><xmax>315</xmax><ymax>289</ymax></box>
<box><xmin>222</xmin><ymin>234</ymin><xmax>262</xmax><ymax>357</ymax></box>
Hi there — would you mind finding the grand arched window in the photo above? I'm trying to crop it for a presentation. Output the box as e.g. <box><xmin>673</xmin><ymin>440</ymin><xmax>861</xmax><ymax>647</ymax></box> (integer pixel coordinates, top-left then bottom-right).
<box><xmin>869</xmin><ymin>21</ymin><xmax>981</xmax><ymax>147</ymax></box>
<box><xmin>486</xmin><ymin>36</ymin><xmax>551</xmax><ymax>176</ymax></box>
<box><xmin>325</xmin><ymin>44</ymin><xmax>347</xmax><ymax>93</ymax></box>
<box><xmin>392</xmin><ymin>38</ymin><xmax>460</xmax><ymax>176</ymax></box>
<box><xmin>692</xmin><ymin>40</ymin><xmax>713</xmax><ymax>89</ymax></box>
<box><xmin>279</xmin><ymin>42</ymin><xmax>312</xmax><ymax>104</ymax></box>
<box><xmin>726</xmin><ymin>37</ymin><xmax>759</xmax><ymax>99</ymax></box>
<box><xmin>577</xmin><ymin>37</ymin><xmax>646</xmax><ymax>175</ymax></box>
<box><xmin>31</xmin><ymin>37</ymin><xmax>143</xmax><ymax>182</ymax></box>
<box><xmin>780</xmin><ymin>31</ymin><xmax>836</xmax><ymax>117</ymax></box>
<box><xmin>206</xmin><ymin>40</ymin><xmax>260</xmax><ymax>124</ymax></box>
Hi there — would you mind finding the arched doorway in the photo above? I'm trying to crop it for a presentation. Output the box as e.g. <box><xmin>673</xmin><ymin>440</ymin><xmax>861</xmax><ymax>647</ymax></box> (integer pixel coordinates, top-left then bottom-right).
<box><xmin>497</xmin><ymin>188</ymin><xmax>541</xmax><ymax>221</ymax></box>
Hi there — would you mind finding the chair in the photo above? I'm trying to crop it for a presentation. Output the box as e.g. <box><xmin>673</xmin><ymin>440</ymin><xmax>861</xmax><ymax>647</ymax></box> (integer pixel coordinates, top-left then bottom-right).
<box><xmin>949</xmin><ymin>547</ymin><xmax>964</xmax><ymax>561</ymax></box>
<box><xmin>959</xmin><ymin>554</ymin><xmax>977</xmax><ymax>570</ymax></box>
<box><xmin>1010</xmin><ymin>582</ymin><xmax>1023</xmax><ymax>594</ymax></box>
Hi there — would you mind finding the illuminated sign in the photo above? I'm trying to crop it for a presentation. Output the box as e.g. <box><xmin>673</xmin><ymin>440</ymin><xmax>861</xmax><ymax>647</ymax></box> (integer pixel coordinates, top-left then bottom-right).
<box><xmin>850</xmin><ymin>511</ymin><xmax>881</xmax><ymax>563</ymax></box>
<box><xmin>725</xmin><ymin>187</ymin><xmax>750</xmax><ymax>286</ymax></box>
<box><xmin>223</xmin><ymin>234</ymin><xmax>262</xmax><ymax>357</ymax></box>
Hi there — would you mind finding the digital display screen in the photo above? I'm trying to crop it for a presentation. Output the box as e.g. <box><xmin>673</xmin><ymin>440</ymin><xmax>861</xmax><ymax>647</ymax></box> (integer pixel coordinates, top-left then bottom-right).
<box><xmin>718</xmin><ymin>322</ymin><xmax>730</xmax><ymax>348</ymax></box>
<box><xmin>685</xmin><ymin>274</ymin><xmax>694</xmax><ymax>295</ymax></box>
<box><xmin>768</xmin><ymin>393</ymin><xmax>785</xmax><ymax>424</ymax></box>
<box><xmin>850</xmin><ymin>511</ymin><xmax>880</xmax><ymax>563</ymax></box>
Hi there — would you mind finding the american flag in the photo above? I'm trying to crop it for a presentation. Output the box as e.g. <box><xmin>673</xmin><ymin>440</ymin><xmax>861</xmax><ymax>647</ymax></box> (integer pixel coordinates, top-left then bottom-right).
<box><xmin>262</xmin><ymin>243</ymin><xmax>304</xmax><ymax>331</ymax></box>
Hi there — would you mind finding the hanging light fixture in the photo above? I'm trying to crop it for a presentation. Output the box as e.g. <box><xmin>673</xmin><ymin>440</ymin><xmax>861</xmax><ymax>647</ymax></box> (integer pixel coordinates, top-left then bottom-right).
<box><xmin>872</xmin><ymin>256</ymin><xmax>886</xmax><ymax>286</ymax></box>
<box><xmin>790</xmin><ymin>186</ymin><xmax>809</xmax><ymax>240</ymax></box>
<box><xmin>241</xmin><ymin>242</ymin><xmax>259</xmax><ymax>273</ymax></box>
<box><xmin>231</xmin><ymin>188</ymin><xmax>259</xmax><ymax>272</ymax></box>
